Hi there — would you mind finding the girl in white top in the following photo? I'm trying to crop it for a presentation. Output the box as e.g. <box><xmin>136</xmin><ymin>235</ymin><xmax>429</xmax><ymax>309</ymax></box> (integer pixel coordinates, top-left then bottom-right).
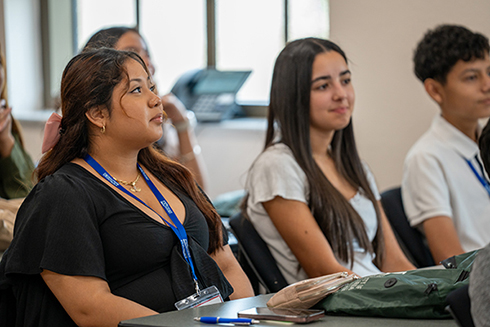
<box><xmin>244</xmin><ymin>38</ymin><xmax>414</xmax><ymax>283</ymax></box>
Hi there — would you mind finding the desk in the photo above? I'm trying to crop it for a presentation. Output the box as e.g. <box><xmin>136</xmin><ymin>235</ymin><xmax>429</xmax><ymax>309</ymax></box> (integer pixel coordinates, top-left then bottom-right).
<box><xmin>119</xmin><ymin>294</ymin><xmax>457</xmax><ymax>327</ymax></box>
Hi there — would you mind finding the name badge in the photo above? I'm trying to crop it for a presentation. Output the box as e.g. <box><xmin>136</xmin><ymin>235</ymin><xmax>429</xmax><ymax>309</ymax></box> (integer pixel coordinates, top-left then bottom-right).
<box><xmin>174</xmin><ymin>286</ymin><xmax>223</xmax><ymax>310</ymax></box>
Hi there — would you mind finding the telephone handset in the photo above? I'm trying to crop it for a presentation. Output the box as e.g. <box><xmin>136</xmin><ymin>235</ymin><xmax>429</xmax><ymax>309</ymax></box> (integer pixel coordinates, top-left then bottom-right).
<box><xmin>170</xmin><ymin>68</ymin><xmax>251</xmax><ymax>122</ymax></box>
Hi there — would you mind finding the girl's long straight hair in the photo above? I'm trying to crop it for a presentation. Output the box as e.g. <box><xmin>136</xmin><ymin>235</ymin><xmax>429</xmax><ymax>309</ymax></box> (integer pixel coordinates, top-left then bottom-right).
<box><xmin>36</xmin><ymin>48</ymin><xmax>223</xmax><ymax>254</ymax></box>
<box><xmin>247</xmin><ymin>38</ymin><xmax>385</xmax><ymax>267</ymax></box>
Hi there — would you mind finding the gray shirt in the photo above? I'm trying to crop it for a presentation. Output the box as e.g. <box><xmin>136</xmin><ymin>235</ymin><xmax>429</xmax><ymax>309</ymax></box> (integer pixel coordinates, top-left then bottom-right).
<box><xmin>245</xmin><ymin>143</ymin><xmax>382</xmax><ymax>284</ymax></box>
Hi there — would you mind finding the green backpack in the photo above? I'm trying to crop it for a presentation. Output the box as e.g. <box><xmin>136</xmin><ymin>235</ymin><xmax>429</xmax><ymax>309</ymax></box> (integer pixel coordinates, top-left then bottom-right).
<box><xmin>320</xmin><ymin>251</ymin><xmax>478</xmax><ymax>319</ymax></box>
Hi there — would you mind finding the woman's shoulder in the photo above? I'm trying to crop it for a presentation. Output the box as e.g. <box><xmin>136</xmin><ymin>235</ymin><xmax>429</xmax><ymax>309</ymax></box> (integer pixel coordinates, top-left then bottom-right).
<box><xmin>26</xmin><ymin>163</ymin><xmax>103</xmax><ymax>210</ymax></box>
<box><xmin>12</xmin><ymin>164</ymin><xmax>107</xmax><ymax>250</ymax></box>
<box><xmin>249</xmin><ymin>143</ymin><xmax>306</xmax><ymax>182</ymax></box>
<box><xmin>359</xmin><ymin>160</ymin><xmax>374</xmax><ymax>177</ymax></box>
<box><xmin>246</xmin><ymin>143</ymin><xmax>309</xmax><ymax>205</ymax></box>
<box><xmin>255</xmin><ymin>143</ymin><xmax>297</xmax><ymax>166</ymax></box>
<box><xmin>41</xmin><ymin>162</ymin><xmax>92</xmax><ymax>180</ymax></box>
<box><xmin>35</xmin><ymin>163</ymin><xmax>95</xmax><ymax>193</ymax></box>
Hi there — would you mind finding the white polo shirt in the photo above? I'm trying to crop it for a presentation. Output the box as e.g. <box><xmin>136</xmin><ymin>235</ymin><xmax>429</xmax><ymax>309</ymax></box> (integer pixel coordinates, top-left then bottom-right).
<box><xmin>402</xmin><ymin>115</ymin><xmax>490</xmax><ymax>252</ymax></box>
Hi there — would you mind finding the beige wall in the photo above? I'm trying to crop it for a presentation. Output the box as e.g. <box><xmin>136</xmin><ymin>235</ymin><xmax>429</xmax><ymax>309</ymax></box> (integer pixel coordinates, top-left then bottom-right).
<box><xmin>329</xmin><ymin>0</ymin><xmax>490</xmax><ymax>192</ymax></box>
<box><xmin>19</xmin><ymin>120</ymin><xmax>45</xmax><ymax>164</ymax></box>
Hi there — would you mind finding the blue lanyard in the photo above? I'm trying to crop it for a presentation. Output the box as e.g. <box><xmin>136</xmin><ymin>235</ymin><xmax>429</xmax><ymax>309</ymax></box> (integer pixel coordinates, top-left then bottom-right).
<box><xmin>465</xmin><ymin>156</ymin><xmax>490</xmax><ymax>198</ymax></box>
<box><xmin>84</xmin><ymin>154</ymin><xmax>200</xmax><ymax>293</ymax></box>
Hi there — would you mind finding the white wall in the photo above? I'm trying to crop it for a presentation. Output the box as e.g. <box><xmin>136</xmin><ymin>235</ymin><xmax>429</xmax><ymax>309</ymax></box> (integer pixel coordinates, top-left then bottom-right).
<box><xmin>329</xmin><ymin>0</ymin><xmax>490</xmax><ymax>192</ymax></box>
<box><xmin>4</xmin><ymin>0</ymin><xmax>44</xmax><ymax>113</ymax></box>
<box><xmin>196</xmin><ymin>119</ymin><xmax>267</xmax><ymax>199</ymax></box>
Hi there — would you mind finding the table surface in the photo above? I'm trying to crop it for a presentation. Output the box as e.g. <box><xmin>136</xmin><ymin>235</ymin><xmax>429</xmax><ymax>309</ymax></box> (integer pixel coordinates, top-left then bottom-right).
<box><xmin>118</xmin><ymin>294</ymin><xmax>457</xmax><ymax>327</ymax></box>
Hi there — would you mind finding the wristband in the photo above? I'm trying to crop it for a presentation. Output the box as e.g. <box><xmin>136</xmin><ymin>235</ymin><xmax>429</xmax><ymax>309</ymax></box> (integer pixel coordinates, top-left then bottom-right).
<box><xmin>174</xmin><ymin>119</ymin><xmax>191</xmax><ymax>133</ymax></box>
<box><xmin>179</xmin><ymin>145</ymin><xmax>201</xmax><ymax>164</ymax></box>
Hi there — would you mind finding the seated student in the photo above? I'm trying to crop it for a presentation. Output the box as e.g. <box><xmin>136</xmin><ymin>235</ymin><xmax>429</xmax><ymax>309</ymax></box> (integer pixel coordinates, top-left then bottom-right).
<box><xmin>469</xmin><ymin>120</ymin><xmax>490</xmax><ymax>327</ymax></box>
<box><xmin>0</xmin><ymin>44</ymin><xmax>34</xmax><ymax>199</ymax></box>
<box><xmin>402</xmin><ymin>25</ymin><xmax>490</xmax><ymax>264</ymax></box>
<box><xmin>83</xmin><ymin>27</ymin><xmax>208</xmax><ymax>189</ymax></box>
<box><xmin>243</xmin><ymin>38</ymin><xmax>415</xmax><ymax>284</ymax></box>
<box><xmin>0</xmin><ymin>48</ymin><xmax>253</xmax><ymax>326</ymax></box>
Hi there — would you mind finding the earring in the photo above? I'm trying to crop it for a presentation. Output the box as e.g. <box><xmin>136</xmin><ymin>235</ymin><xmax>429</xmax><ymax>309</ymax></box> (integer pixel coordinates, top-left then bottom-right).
<box><xmin>101</xmin><ymin>125</ymin><xmax>106</xmax><ymax>134</ymax></box>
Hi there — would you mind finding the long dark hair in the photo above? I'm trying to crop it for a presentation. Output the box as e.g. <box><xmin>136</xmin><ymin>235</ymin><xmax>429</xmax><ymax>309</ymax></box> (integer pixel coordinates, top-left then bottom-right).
<box><xmin>248</xmin><ymin>38</ymin><xmax>384</xmax><ymax>268</ymax></box>
<box><xmin>36</xmin><ymin>48</ymin><xmax>223</xmax><ymax>253</ymax></box>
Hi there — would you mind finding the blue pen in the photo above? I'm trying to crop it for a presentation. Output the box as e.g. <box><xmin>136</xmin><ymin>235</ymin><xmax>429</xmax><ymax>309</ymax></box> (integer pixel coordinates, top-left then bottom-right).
<box><xmin>194</xmin><ymin>316</ymin><xmax>260</xmax><ymax>325</ymax></box>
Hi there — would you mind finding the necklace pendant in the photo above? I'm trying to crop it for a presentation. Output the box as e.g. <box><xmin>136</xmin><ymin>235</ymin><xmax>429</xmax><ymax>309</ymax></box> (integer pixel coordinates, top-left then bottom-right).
<box><xmin>114</xmin><ymin>172</ymin><xmax>141</xmax><ymax>192</ymax></box>
<box><xmin>130</xmin><ymin>184</ymin><xmax>141</xmax><ymax>192</ymax></box>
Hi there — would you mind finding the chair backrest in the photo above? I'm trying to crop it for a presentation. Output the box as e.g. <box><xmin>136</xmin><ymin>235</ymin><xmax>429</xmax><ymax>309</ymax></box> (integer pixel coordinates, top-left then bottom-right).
<box><xmin>446</xmin><ymin>284</ymin><xmax>475</xmax><ymax>327</ymax></box>
<box><xmin>228</xmin><ymin>212</ymin><xmax>288</xmax><ymax>294</ymax></box>
<box><xmin>380</xmin><ymin>187</ymin><xmax>435</xmax><ymax>268</ymax></box>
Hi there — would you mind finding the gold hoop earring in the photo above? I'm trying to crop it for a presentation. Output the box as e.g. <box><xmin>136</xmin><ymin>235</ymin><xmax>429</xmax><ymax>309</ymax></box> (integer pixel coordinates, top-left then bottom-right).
<box><xmin>101</xmin><ymin>125</ymin><xmax>106</xmax><ymax>134</ymax></box>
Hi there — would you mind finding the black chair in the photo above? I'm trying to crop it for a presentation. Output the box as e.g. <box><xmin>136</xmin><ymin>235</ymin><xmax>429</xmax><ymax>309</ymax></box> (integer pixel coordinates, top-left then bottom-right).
<box><xmin>446</xmin><ymin>285</ymin><xmax>475</xmax><ymax>327</ymax></box>
<box><xmin>228</xmin><ymin>212</ymin><xmax>288</xmax><ymax>295</ymax></box>
<box><xmin>380</xmin><ymin>187</ymin><xmax>435</xmax><ymax>268</ymax></box>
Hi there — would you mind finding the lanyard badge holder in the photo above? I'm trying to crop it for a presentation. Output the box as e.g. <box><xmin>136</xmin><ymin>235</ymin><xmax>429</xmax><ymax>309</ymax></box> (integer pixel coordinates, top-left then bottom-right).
<box><xmin>174</xmin><ymin>285</ymin><xmax>223</xmax><ymax>310</ymax></box>
<box><xmin>465</xmin><ymin>156</ymin><xmax>490</xmax><ymax>197</ymax></box>
<box><xmin>84</xmin><ymin>155</ymin><xmax>223</xmax><ymax>310</ymax></box>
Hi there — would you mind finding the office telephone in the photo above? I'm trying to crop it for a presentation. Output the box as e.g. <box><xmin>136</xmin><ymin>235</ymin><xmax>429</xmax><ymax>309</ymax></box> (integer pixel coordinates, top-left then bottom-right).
<box><xmin>170</xmin><ymin>68</ymin><xmax>251</xmax><ymax>122</ymax></box>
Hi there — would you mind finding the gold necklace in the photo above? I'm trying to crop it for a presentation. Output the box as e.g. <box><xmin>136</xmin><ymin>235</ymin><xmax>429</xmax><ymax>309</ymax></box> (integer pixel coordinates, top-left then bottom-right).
<box><xmin>114</xmin><ymin>172</ymin><xmax>141</xmax><ymax>192</ymax></box>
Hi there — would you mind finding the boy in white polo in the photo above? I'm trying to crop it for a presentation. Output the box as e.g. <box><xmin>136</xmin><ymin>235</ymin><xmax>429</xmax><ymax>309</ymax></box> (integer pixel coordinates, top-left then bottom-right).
<box><xmin>402</xmin><ymin>25</ymin><xmax>490</xmax><ymax>264</ymax></box>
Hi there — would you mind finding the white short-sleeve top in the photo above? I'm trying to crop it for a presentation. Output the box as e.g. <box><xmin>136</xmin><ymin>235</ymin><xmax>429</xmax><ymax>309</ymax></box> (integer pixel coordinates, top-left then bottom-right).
<box><xmin>245</xmin><ymin>143</ymin><xmax>382</xmax><ymax>283</ymax></box>
<box><xmin>402</xmin><ymin>115</ymin><xmax>490</xmax><ymax>252</ymax></box>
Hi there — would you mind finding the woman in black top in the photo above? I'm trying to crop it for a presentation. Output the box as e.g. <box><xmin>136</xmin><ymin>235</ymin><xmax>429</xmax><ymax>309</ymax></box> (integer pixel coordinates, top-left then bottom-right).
<box><xmin>0</xmin><ymin>48</ymin><xmax>253</xmax><ymax>326</ymax></box>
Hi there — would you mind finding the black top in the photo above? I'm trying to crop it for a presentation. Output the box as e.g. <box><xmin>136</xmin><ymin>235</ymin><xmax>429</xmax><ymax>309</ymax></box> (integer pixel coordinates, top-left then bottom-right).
<box><xmin>0</xmin><ymin>163</ymin><xmax>232</xmax><ymax>326</ymax></box>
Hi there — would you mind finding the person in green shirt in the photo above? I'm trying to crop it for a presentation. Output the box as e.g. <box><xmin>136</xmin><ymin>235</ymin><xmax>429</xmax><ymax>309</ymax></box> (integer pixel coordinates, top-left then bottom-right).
<box><xmin>0</xmin><ymin>44</ymin><xmax>34</xmax><ymax>199</ymax></box>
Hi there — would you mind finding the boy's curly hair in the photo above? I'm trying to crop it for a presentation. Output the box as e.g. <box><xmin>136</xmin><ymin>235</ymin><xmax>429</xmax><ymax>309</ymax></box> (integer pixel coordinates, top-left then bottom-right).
<box><xmin>414</xmin><ymin>25</ymin><xmax>489</xmax><ymax>84</ymax></box>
